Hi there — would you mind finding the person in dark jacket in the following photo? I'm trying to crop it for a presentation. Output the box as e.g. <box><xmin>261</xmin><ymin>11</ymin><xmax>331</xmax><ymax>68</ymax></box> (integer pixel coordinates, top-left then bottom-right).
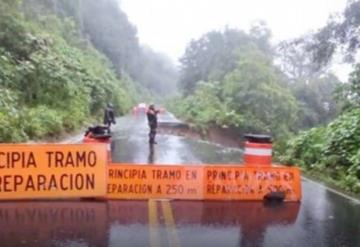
<box><xmin>147</xmin><ymin>104</ymin><xmax>159</xmax><ymax>144</ymax></box>
<box><xmin>103</xmin><ymin>103</ymin><xmax>116</xmax><ymax>133</ymax></box>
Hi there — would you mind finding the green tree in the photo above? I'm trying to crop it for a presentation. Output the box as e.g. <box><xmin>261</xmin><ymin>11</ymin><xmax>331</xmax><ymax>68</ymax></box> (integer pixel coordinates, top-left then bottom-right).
<box><xmin>21</xmin><ymin>0</ymin><xmax>178</xmax><ymax>98</ymax></box>
<box><xmin>304</xmin><ymin>0</ymin><xmax>360</xmax><ymax>67</ymax></box>
<box><xmin>276</xmin><ymin>38</ymin><xmax>342</xmax><ymax>129</ymax></box>
<box><xmin>179</xmin><ymin>26</ymin><xmax>272</xmax><ymax>95</ymax></box>
<box><xmin>0</xmin><ymin>0</ymin><xmax>134</xmax><ymax>141</ymax></box>
<box><xmin>222</xmin><ymin>45</ymin><xmax>298</xmax><ymax>137</ymax></box>
<box><xmin>290</xmin><ymin>74</ymin><xmax>342</xmax><ymax>129</ymax></box>
<box><xmin>340</xmin><ymin>64</ymin><xmax>360</xmax><ymax>108</ymax></box>
<box><xmin>173</xmin><ymin>43</ymin><xmax>298</xmax><ymax>139</ymax></box>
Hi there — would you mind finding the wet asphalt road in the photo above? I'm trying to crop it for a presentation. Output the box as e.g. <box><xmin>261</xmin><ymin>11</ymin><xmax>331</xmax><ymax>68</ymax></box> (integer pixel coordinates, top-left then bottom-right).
<box><xmin>111</xmin><ymin>112</ymin><xmax>243</xmax><ymax>164</ymax></box>
<box><xmin>0</xmin><ymin>112</ymin><xmax>359</xmax><ymax>247</ymax></box>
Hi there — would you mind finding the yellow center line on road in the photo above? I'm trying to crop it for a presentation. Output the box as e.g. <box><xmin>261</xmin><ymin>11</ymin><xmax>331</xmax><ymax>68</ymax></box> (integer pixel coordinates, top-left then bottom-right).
<box><xmin>161</xmin><ymin>200</ymin><xmax>181</xmax><ymax>247</ymax></box>
<box><xmin>149</xmin><ymin>199</ymin><xmax>161</xmax><ymax>247</ymax></box>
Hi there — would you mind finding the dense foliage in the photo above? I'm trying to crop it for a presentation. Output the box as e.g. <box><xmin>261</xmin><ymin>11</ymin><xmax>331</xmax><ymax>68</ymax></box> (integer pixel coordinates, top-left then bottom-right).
<box><xmin>279</xmin><ymin>0</ymin><xmax>360</xmax><ymax>193</ymax></box>
<box><xmin>21</xmin><ymin>0</ymin><xmax>178</xmax><ymax>97</ymax></box>
<box><xmin>280</xmin><ymin>108</ymin><xmax>360</xmax><ymax>193</ymax></box>
<box><xmin>170</xmin><ymin>18</ymin><xmax>358</xmax><ymax>192</ymax></box>
<box><xmin>171</xmin><ymin>26</ymin><xmax>340</xmax><ymax>140</ymax></box>
<box><xmin>179</xmin><ymin>23</ymin><xmax>271</xmax><ymax>95</ymax></box>
<box><xmin>0</xmin><ymin>0</ymin><xmax>134</xmax><ymax>141</ymax></box>
<box><xmin>306</xmin><ymin>0</ymin><xmax>360</xmax><ymax>66</ymax></box>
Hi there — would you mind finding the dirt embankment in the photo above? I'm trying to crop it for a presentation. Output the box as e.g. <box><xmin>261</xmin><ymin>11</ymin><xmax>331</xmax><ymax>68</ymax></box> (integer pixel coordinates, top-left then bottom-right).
<box><xmin>158</xmin><ymin>123</ymin><xmax>243</xmax><ymax>148</ymax></box>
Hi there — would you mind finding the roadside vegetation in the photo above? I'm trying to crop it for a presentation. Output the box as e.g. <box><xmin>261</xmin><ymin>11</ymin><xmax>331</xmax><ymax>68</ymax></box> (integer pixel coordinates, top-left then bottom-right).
<box><xmin>0</xmin><ymin>0</ymin><xmax>177</xmax><ymax>141</ymax></box>
<box><xmin>169</xmin><ymin>24</ymin><xmax>341</xmax><ymax>142</ymax></box>
<box><xmin>279</xmin><ymin>1</ymin><xmax>360</xmax><ymax>194</ymax></box>
<box><xmin>170</xmin><ymin>2</ymin><xmax>360</xmax><ymax>193</ymax></box>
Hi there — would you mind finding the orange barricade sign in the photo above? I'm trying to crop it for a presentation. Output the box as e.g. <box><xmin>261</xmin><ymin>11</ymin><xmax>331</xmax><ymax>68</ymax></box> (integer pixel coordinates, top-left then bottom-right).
<box><xmin>107</xmin><ymin>165</ymin><xmax>204</xmax><ymax>200</ymax></box>
<box><xmin>0</xmin><ymin>144</ymin><xmax>107</xmax><ymax>200</ymax></box>
<box><xmin>204</xmin><ymin>166</ymin><xmax>301</xmax><ymax>201</ymax></box>
<box><xmin>107</xmin><ymin>164</ymin><xmax>301</xmax><ymax>201</ymax></box>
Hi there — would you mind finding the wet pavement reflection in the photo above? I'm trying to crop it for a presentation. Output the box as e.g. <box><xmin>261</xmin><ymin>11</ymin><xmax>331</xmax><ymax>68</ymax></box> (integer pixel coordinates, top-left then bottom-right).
<box><xmin>0</xmin><ymin>200</ymin><xmax>298</xmax><ymax>247</ymax></box>
<box><xmin>0</xmin><ymin>201</ymin><xmax>108</xmax><ymax>247</ymax></box>
<box><xmin>0</xmin><ymin>113</ymin><xmax>359</xmax><ymax>247</ymax></box>
<box><xmin>0</xmin><ymin>195</ymin><xmax>359</xmax><ymax>247</ymax></box>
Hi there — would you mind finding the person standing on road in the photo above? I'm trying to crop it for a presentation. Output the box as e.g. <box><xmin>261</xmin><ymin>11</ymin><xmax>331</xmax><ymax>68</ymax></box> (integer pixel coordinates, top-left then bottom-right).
<box><xmin>103</xmin><ymin>103</ymin><xmax>116</xmax><ymax>133</ymax></box>
<box><xmin>147</xmin><ymin>104</ymin><xmax>160</xmax><ymax>144</ymax></box>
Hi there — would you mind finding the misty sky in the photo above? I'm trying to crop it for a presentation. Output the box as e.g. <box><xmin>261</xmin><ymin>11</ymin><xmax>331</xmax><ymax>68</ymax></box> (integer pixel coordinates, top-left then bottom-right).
<box><xmin>120</xmin><ymin>0</ymin><xmax>350</xmax><ymax>79</ymax></box>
